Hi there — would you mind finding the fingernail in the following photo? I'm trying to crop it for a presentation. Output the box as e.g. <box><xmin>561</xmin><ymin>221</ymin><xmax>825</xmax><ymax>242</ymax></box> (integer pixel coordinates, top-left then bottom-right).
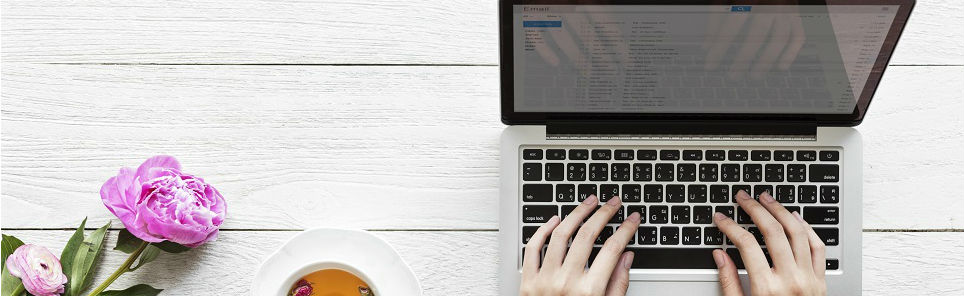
<box><xmin>623</xmin><ymin>252</ymin><xmax>634</xmax><ymax>269</ymax></box>
<box><xmin>712</xmin><ymin>249</ymin><xmax>725</xmax><ymax>267</ymax></box>
<box><xmin>628</xmin><ymin>212</ymin><xmax>641</xmax><ymax>223</ymax></box>
<box><xmin>792</xmin><ymin>211</ymin><xmax>805</xmax><ymax>223</ymax></box>
<box><xmin>759</xmin><ymin>191</ymin><xmax>775</xmax><ymax>203</ymax></box>
<box><xmin>736</xmin><ymin>190</ymin><xmax>751</xmax><ymax>200</ymax></box>
<box><xmin>606</xmin><ymin>196</ymin><xmax>620</xmax><ymax>206</ymax></box>
<box><xmin>583</xmin><ymin>195</ymin><xmax>597</xmax><ymax>205</ymax></box>
<box><xmin>713</xmin><ymin>212</ymin><xmax>727</xmax><ymax>221</ymax></box>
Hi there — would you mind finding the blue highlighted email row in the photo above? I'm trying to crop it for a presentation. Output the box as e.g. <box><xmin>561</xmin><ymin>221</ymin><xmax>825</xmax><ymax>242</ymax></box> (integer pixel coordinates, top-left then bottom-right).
<box><xmin>523</xmin><ymin>21</ymin><xmax>562</xmax><ymax>27</ymax></box>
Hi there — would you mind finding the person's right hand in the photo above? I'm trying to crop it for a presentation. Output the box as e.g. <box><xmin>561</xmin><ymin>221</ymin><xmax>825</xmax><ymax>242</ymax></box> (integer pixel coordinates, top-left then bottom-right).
<box><xmin>712</xmin><ymin>190</ymin><xmax>827</xmax><ymax>296</ymax></box>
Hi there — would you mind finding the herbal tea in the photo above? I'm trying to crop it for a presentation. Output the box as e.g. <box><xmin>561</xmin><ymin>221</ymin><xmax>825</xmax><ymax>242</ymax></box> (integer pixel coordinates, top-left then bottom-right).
<box><xmin>288</xmin><ymin>268</ymin><xmax>374</xmax><ymax>296</ymax></box>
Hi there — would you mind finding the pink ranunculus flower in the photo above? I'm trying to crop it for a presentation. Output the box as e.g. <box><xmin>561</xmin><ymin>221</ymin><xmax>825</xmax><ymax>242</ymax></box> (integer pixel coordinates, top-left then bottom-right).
<box><xmin>5</xmin><ymin>244</ymin><xmax>68</xmax><ymax>296</ymax></box>
<box><xmin>100</xmin><ymin>155</ymin><xmax>226</xmax><ymax>247</ymax></box>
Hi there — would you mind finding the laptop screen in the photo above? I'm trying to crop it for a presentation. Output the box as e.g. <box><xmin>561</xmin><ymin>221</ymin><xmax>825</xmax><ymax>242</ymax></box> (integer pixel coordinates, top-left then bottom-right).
<box><xmin>504</xmin><ymin>2</ymin><xmax>913</xmax><ymax>123</ymax></box>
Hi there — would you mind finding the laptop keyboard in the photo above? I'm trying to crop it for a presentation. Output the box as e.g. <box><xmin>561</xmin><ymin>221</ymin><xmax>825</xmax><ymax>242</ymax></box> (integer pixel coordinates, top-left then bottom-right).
<box><xmin>519</xmin><ymin>147</ymin><xmax>841</xmax><ymax>270</ymax></box>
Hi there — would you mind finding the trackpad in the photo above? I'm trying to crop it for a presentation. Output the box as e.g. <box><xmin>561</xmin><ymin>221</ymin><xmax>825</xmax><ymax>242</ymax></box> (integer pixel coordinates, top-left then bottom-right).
<box><xmin>627</xmin><ymin>281</ymin><xmax>724</xmax><ymax>296</ymax></box>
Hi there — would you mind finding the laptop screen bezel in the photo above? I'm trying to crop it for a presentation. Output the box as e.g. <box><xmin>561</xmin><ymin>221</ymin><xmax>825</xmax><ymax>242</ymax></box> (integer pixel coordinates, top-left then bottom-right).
<box><xmin>499</xmin><ymin>0</ymin><xmax>916</xmax><ymax>126</ymax></box>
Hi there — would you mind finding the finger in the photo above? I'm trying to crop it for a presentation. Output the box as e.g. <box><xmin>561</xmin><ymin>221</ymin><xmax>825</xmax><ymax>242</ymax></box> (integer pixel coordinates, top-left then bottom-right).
<box><xmin>534</xmin><ymin>33</ymin><xmax>561</xmax><ymax>66</ymax></box>
<box><xmin>713</xmin><ymin>211</ymin><xmax>770</xmax><ymax>276</ymax></box>
<box><xmin>704</xmin><ymin>13</ymin><xmax>751</xmax><ymax>70</ymax></box>
<box><xmin>588</xmin><ymin>211</ymin><xmax>642</xmax><ymax>279</ymax></box>
<box><xmin>749</xmin><ymin>17</ymin><xmax>791</xmax><ymax>81</ymax></box>
<box><xmin>604</xmin><ymin>251</ymin><xmax>634</xmax><ymax>296</ymax></box>
<box><xmin>777</xmin><ymin>15</ymin><xmax>806</xmax><ymax>71</ymax></box>
<box><xmin>794</xmin><ymin>211</ymin><xmax>827</xmax><ymax>280</ymax></box>
<box><xmin>564</xmin><ymin>197</ymin><xmax>622</xmax><ymax>271</ymax></box>
<box><xmin>727</xmin><ymin>15</ymin><xmax>775</xmax><ymax>81</ymax></box>
<box><xmin>713</xmin><ymin>249</ymin><xmax>745</xmax><ymax>296</ymax></box>
<box><xmin>758</xmin><ymin>191</ymin><xmax>813</xmax><ymax>272</ymax></box>
<box><xmin>523</xmin><ymin>215</ymin><xmax>560</xmax><ymax>276</ymax></box>
<box><xmin>734</xmin><ymin>190</ymin><xmax>795</xmax><ymax>271</ymax></box>
<box><xmin>548</xmin><ymin>14</ymin><xmax>588</xmax><ymax>66</ymax></box>
<box><xmin>544</xmin><ymin>195</ymin><xmax>599</xmax><ymax>270</ymax></box>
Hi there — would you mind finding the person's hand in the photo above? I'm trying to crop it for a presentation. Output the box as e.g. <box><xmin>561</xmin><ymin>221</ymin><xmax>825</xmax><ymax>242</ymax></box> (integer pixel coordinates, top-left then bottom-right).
<box><xmin>702</xmin><ymin>1</ymin><xmax>806</xmax><ymax>82</ymax></box>
<box><xmin>520</xmin><ymin>195</ymin><xmax>642</xmax><ymax>296</ymax></box>
<box><xmin>713</xmin><ymin>190</ymin><xmax>827</xmax><ymax>296</ymax></box>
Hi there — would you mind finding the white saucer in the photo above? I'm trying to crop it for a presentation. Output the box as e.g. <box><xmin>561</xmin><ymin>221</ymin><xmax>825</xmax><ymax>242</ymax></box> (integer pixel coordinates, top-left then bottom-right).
<box><xmin>251</xmin><ymin>228</ymin><xmax>421</xmax><ymax>295</ymax></box>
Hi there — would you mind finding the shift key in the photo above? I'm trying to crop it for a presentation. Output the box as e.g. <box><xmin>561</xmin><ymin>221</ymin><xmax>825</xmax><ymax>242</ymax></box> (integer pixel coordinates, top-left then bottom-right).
<box><xmin>804</xmin><ymin>207</ymin><xmax>839</xmax><ymax>224</ymax></box>
<box><xmin>809</xmin><ymin>164</ymin><xmax>839</xmax><ymax>182</ymax></box>
<box><xmin>523</xmin><ymin>205</ymin><xmax>558</xmax><ymax>223</ymax></box>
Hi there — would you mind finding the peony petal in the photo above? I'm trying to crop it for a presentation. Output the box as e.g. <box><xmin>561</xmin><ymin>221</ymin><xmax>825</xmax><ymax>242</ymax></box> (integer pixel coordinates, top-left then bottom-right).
<box><xmin>101</xmin><ymin>168</ymin><xmax>141</xmax><ymax>230</ymax></box>
<box><xmin>135</xmin><ymin>155</ymin><xmax>181</xmax><ymax>181</ymax></box>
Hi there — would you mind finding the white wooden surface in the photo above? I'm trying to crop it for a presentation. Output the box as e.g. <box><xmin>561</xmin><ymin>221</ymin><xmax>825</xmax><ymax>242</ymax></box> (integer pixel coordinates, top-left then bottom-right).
<box><xmin>2</xmin><ymin>0</ymin><xmax>963</xmax><ymax>295</ymax></box>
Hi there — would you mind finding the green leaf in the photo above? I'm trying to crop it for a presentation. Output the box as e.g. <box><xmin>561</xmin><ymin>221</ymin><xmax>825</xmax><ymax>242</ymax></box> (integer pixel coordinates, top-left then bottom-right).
<box><xmin>60</xmin><ymin>218</ymin><xmax>87</xmax><ymax>296</ymax></box>
<box><xmin>1</xmin><ymin>234</ymin><xmax>25</xmax><ymax>268</ymax></box>
<box><xmin>129</xmin><ymin>245</ymin><xmax>160</xmax><ymax>271</ymax></box>
<box><xmin>67</xmin><ymin>221</ymin><xmax>110</xmax><ymax>296</ymax></box>
<box><xmin>79</xmin><ymin>222</ymin><xmax>110</xmax><ymax>291</ymax></box>
<box><xmin>152</xmin><ymin>241</ymin><xmax>190</xmax><ymax>254</ymax></box>
<box><xmin>2</xmin><ymin>265</ymin><xmax>25</xmax><ymax>296</ymax></box>
<box><xmin>99</xmin><ymin>284</ymin><xmax>163</xmax><ymax>296</ymax></box>
<box><xmin>114</xmin><ymin>228</ymin><xmax>143</xmax><ymax>254</ymax></box>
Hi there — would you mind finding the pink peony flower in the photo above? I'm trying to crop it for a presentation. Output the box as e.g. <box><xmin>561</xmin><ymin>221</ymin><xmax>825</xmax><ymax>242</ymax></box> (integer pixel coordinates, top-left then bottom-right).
<box><xmin>5</xmin><ymin>244</ymin><xmax>68</xmax><ymax>296</ymax></box>
<box><xmin>100</xmin><ymin>155</ymin><xmax>226</xmax><ymax>247</ymax></box>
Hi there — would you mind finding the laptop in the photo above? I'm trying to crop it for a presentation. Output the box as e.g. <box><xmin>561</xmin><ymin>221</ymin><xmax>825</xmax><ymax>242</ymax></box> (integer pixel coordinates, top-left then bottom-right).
<box><xmin>497</xmin><ymin>1</ymin><xmax>914</xmax><ymax>295</ymax></box>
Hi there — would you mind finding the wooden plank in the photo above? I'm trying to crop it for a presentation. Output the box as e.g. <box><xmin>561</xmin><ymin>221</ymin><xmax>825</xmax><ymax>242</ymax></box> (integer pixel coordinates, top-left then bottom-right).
<box><xmin>2</xmin><ymin>230</ymin><xmax>961</xmax><ymax>295</ymax></box>
<box><xmin>2</xmin><ymin>65</ymin><xmax>962</xmax><ymax>230</ymax></box>
<box><xmin>1</xmin><ymin>0</ymin><xmax>961</xmax><ymax>65</ymax></box>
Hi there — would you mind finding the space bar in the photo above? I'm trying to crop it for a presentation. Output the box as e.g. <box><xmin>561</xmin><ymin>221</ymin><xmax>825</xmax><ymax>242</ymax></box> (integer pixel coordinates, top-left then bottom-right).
<box><xmin>593</xmin><ymin>248</ymin><xmax>718</xmax><ymax>269</ymax></box>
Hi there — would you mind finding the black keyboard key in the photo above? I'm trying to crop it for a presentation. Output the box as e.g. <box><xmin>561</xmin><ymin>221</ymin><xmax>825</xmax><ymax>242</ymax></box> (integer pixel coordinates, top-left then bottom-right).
<box><xmin>619</xmin><ymin>248</ymin><xmax>719</xmax><ymax>269</ymax></box>
<box><xmin>592</xmin><ymin>149</ymin><xmax>612</xmax><ymax>160</ymax></box>
<box><xmin>710</xmin><ymin>185</ymin><xmax>730</xmax><ymax>203</ymax></box>
<box><xmin>611</xmin><ymin>163</ymin><xmax>631</xmax><ymax>181</ymax></box>
<box><xmin>798</xmin><ymin>150</ymin><xmax>817</xmax><ymax>161</ymax></box>
<box><xmin>523</xmin><ymin>205</ymin><xmax>557</xmax><ymax>223</ymax></box>
<box><xmin>660</xmin><ymin>227</ymin><xmax>680</xmax><ymax>245</ymax></box>
<box><xmin>671</xmin><ymin>206</ymin><xmax>691</xmax><ymax>224</ymax></box>
<box><xmin>721</xmin><ymin>164</ymin><xmax>740</xmax><ymax>182</ymax></box>
<box><xmin>751</xmin><ymin>150</ymin><xmax>772</xmax><ymax>161</ymax></box>
<box><xmin>743</xmin><ymin>164</ymin><xmax>762</xmax><ymax>182</ymax></box>
<box><xmin>556</xmin><ymin>184</ymin><xmax>575</xmax><ymax>202</ymax></box>
<box><xmin>706</xmin><ymin>150</ymin><xmax>726</xmax><ymax>161</ymax></box>
<box><xmin>622</xmin><ymin>184</ymin><xmax>642</xmax><ymax>202</ymax></box>
<box><xmin>728</xmin><ymin>150</ymin><xmax>748</xmax><ymax>161</ymax></box>
<box><xmin>785</xmin><ymin>206</ymin><xmax>801</xmax><ymax>214</ymax></box>
<box><xmin>644</xmin><ymin>185</ymin><xmax>663</xmax><ymax>202</ymax></box>
<box><xmin>561</xmin><ymin>205</ymin><xmax>577</xmax><ymax>219</ymax></box>
<box><xmin>682</xmin><ymin>227</ymin><xmax>702</xmax><ymax>245</ymax></box>
<box><xmin>567</xmin><ymin>163</ymin><xmax>586</xmax><ymax>181</ymax></box>
<box><xmin>803</xmin><ymin>206</ymin><xmax>839</xmax><ymax>224</ymax></box>
<box><xmin>627</xmin><ymin>205</ymin><xmax>646</xmax><ymax>218</ymax></box>
<box><xmin>798</xmin><ymin>185</ymin><xmax>818</xmax><ymax>203</ymax></box>
<box><xmin>632</xmin><ymin>163</ymin><xmax>653</xmax><ymax>181</ymax></box>
<box><xmin>826</xmin><ymin>259</ymin><xmax>839</xmax><ymax>270</ymax></box>
<box><xmin>523</xmin><ymin>149</ymin><xmax>543</xmax><ymax>160</ymax></box>
<box><xmin>753</xmin><ymin>185</ymin><xmax>773</xmax><ymax>199</ymax></box>
<box><xmin>704</xmin><ymin>227</ymin><xmax>724</xmax><ymax>245</ymax></box>
<box><xmin>820</xmin><ymin>185</ymin><xmax>840</xmax><ymax>203</ymax></box>
<box><xmin>545</xmin><ymin>163</ymin><xmax>564</xmax><ymax>181</ymax></box>
<box><xmin>699</xmin><ymin>164</ymin><xmax>719</xmax><ymax>182</ymax></box>
<box><xmin>595</xmin><ymin>226</ymin><xmax>614</xmax><ymax>244</ymax></box>
<box><xmin>774</xmin><ymin>150</ymin><xmax>794</xmax><ymax>161</ymax></box>
<box><xmin>666</xmin><ymin>185</ymin><xmax>685</xmax><ymax>203</ymax></box>
<box><xmin>578</xmin><ymin>184</ymin><xmax>597</xmax><ymax>201</ymax></box>
<box><xmin>655</xmin><ymin>163</ymin><xmax>674</xmax><ymax>181</ymax></box>
<box><xmin>693</xmin><ymin>206</ymin><xmax>713</xmax><ymax>224</ymax></box>
<box><xmin>638</xmin><ymin>227</ymin><xmax>658</xmax><ymax>245</ymax></box>
<box><xmin>569</xmin><ymin>149</ymin><xmax>589</xmax><ymax>160</ymax></box>
<box><xmin>813</xmin><ymin>228</ymin><xmax>839</xmax><ymax>246</ymax></box>
<box><xmin>522</xmin><ymin>226</ymin><xmax>539</xmax><ymax>244</ymax></box>
<box><xmin>687</xmin><ymin>185</ymin><xmax>707</xmax><ymax>203</ymax></box>
<box><xmin>809</xmin><ymin>164</ymin><xmax>839</xmax><ymax>182</ymax></box>
<box><xmin>787</xmin><ymin>164</ymin><xmax>806</xmax><ymax>182</ymax></box>
<box><xmin>523</xmin><ymin>184</ymin><xmax>553</xmax><ymax>202</ymax></box>
<box><xmin>727</xmin><ymin>248</ymin><xmax>773</xmax><ymax>269</ymax></box>
<box><xmin>523</xmin><ymin>163</ymin><xmax>541</xmax><ymax>181</ymax></box>
<box><xmin>610</xmin><ymin>206</ymin><xmax>625</xmax><ymax>223</ymax></box>
<box><xmin>637</xmin><ymin>150</ymin><xmax>658</xmax><ymax>160</ymax></box>
<box><xmin>677</xmin><ymin>163</ymin><xmax>697</xmax><ymax>182</ymax></box>
<box><xmin>649</xmin><ymin>205</ymin><xmax>669</xmax><ymax>224</ymax></box>
<box><xmin>820</xmin><ymin>150</ymin><xmax>840</xmax><ymax>161</ymax></box>
<box><xmin>614</xmin><ymin>149</ymin><xmax>634</xmax><ymax>160</ymax></box>
<box><xmin>660</xmin><ymin>150</ymin><xmax>680</xmax><ymax>160</ymax></box>
<box><xmin>715</xmin><ymin>206</ymin><xmax>735</xmax><ymax>219</ymax></box>
<box><xmin>600</xmin><ymin>184</ymin><xmax>619</xmax><ymax>202</ymax></box>
<box><xmin>731</xmin><ymin>185</ymin><xmax>751</xmax><ymax>202</ymax></box>
<box><xmin>765</xmin><ymin>164</ymin><xmax>785</xmax><ymax>182</ymax></box>
<box><xmin>737</xmin><ymin>207</ymin><xmax>752</xmax><ymax>224</ymax></box>
<box><xmin>589</xmin><ymin>163</ymin><xmax>609</xmax><ymax>181</ymax></box>
<box><xmin>747</xmin><ymin>227</ymin><xmax>766</xmax><ymax>245</ymax></box>
<box><xmin>546</xmin><ymin>149</ymin><xmax>566</xmax><ymax>160</ymax></box>
<box><xmin>683</xmin><ymin>150</ymin><xmax>702</xmax><ymax>160</ymax></box>
<box><xmin>776</xmin><ymin>185</ymin><xmax>795</xmax><ymax>203</ymax></box>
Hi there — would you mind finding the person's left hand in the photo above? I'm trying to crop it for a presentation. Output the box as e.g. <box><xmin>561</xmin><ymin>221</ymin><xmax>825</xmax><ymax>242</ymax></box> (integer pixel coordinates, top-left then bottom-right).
<box><xmin>520</xmin><ymin>195</ymin><xmax>643</xmax><ymax>296</ymax></box>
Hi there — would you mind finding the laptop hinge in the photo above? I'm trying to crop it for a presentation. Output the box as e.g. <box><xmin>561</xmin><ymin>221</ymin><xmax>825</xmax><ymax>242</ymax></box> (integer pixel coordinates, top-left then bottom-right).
<box><xmin>546</xmin><ymin>121</ymin><xmax>817</xmax><ymax>141</ymax></box>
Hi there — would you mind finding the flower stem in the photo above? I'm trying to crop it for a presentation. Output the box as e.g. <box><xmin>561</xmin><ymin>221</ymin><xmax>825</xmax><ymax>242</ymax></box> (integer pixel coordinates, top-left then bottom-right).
<box><xmin>85</xmin><ymin>241</ymin><xmax>149</xmax><ymax>296</ymax></box>
<box><xmin>11</xmin><ymin>284</ymin><xmax>24</xmax><ymax>296</ymax></box>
